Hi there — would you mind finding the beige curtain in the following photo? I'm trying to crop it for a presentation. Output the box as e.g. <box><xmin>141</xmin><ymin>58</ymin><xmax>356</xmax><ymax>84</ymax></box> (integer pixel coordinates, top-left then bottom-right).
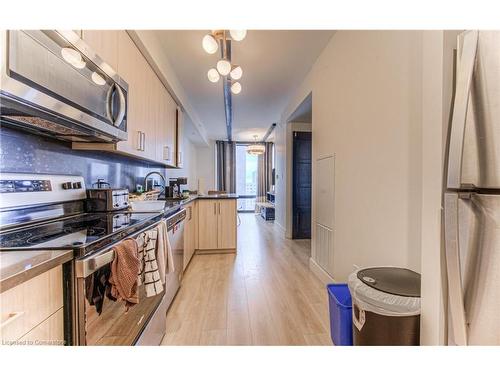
<box><xmin>215</xmin><ymin>140</ymin><xmax>236</xmax><ymax>193</ymax></box>
<box><xmin>257</xmin><ymin>142</ymin><xmax>274</xmax><ymax>202</ymax></box>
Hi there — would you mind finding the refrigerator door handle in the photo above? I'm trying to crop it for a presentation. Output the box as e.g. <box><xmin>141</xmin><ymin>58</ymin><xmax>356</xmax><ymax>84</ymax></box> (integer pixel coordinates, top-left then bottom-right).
<box><xmin>443</xmin><ymin>193</ymin><xmax>468</xmax><ymax>345</ymax></box>
<box><xmin>446</xmin><ymin>30</ymin><xmax>478</xmax><ymax>190</ymax></box>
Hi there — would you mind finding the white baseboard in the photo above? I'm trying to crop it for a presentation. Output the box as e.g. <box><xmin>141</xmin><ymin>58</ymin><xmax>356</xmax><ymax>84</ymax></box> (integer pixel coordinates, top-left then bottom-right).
<box><xmin>309</xmin><ymin>257</ymin><xmax>336</xmax><ymax>285</ymax></box>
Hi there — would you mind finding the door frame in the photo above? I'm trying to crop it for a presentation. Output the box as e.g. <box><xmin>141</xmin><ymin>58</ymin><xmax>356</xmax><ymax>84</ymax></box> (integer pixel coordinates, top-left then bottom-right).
<box><xmin>292</xmin><ymin>131</ymin><xmax>312</xmax><ymax>239</ymax></box>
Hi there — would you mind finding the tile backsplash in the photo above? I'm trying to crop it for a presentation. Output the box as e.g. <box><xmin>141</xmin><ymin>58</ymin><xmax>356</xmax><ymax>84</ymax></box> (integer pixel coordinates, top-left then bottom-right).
<box><xmin>0</xmin><ymin>126</ymin><xmax>168</xmax><ymax>191</ymax></box>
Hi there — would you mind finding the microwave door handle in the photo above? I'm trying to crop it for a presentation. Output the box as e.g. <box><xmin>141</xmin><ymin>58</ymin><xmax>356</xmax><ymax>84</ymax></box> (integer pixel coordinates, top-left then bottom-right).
<box><xmin>113</xmin><ymin>84</ymin><xmax>126</xmax><ymax>126</ymax></box>
<box><xmin>105</xmin><ymin>83</ymin><xmax>126</xmax><ymax>127</ymax></box>
<box><xmin>446</xmin><ymin>30</ymin><xmax>478</xmax><ymax>190</ymax></box>
<box><xmin>443</xmin><ymin>193</ymin><xmax>468</xmax><ymax>345</ymax></box>
<box><xmin>105</xmin><ymin>83</ymin><xmax>115</xmax><ymax>124</ymax></box>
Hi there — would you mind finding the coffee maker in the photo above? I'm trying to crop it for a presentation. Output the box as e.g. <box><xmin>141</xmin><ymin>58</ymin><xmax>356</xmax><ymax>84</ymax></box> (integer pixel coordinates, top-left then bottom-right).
<box><xmin>167</xmin><ymin>177</ymin><xmax>188</xmax><ymax>198</ymax></box>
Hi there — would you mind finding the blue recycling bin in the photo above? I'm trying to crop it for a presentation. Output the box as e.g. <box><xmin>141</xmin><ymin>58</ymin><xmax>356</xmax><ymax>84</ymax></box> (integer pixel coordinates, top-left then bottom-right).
<box><xmin>327</xmin><ymin>284</ymin><xmax>353</xmax><ymax>346</ymax></box>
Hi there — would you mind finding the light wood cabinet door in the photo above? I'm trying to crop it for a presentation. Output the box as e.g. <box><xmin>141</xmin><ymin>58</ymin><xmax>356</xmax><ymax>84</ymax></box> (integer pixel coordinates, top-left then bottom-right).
<box><xmin>142</xmin><ymin>62</ymin><xmax>159</xmax><ymax>161</ymax></box>
<box><xmin>20</xmin><ymin>309</ymin><xmax>64</xmax><ymax>345</ymax></box>
<box><xmin>0</xmin><ymin>266</ymin><xmax>63</xmax><ymax>343</ymax></box>
<box><xmin>116</xmin><ymin>31</ymin><xmax>144</xmax><ymax>157</ymax></box>
<box><xmin>183</xmin><ymin>202</ymin><xmax>195</xmax><ymax>270</ymax></box>
<box><xmin>193</xmin><ymin>201</ymin><xmax>199</xmax><ymax>250</ymax></box>
<box><xmin>197</xmin><ymin>200</ymin><xmax>219</xmax><ymax>250</ymax></box>
<box><xmin>156</xmin><ymin>85</ymin><xmax>176</xmax><ymax>166</ymax></box>
<box><xmin>217</xmin><ymin>199</ymin><xmax>237</xmax><ymax>249</ymax></box>
<box><xmin>115</xmin><ymin>31</ymin><xmax>154</xmax><ymax>160</ymax></box>
<box><xmin>81</xmin><ymin>30</ymin><xmax>119</xmax><ymax>71</ymax></box>
<box><xmin>176</xmin><ymin>107</ymin><xmax>184</xmax><ymax>168</ymax></box>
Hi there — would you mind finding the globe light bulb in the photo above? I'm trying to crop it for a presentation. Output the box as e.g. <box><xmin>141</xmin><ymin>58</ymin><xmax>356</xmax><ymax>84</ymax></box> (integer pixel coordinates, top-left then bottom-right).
<box><xmin>216</xmin><ymin>59</ymin><xmax>231</xmax><ymax>76</ymax></box>
<box><xmin>231</xmin><ymin>81</ymin><xmax>242</xmax><ymax>94</ymax></box>
<box><xmin>230</xmin><ymin>65</ymin><xmax>243</xmax><ymax>80</ymax></box>
<box><xmin>202</xmin><ymin>34</ymin><xmax>218</xmax><ymax>54</ymax></box>
<box><xmin>230</xmin><ymin>30</ymin><xmax>247</xmax><ymax>41</ymax></box>
<box><xmin>207</xmin><ymin>68</ymin><xmax>220</xmax><ymax>83</ymax></box>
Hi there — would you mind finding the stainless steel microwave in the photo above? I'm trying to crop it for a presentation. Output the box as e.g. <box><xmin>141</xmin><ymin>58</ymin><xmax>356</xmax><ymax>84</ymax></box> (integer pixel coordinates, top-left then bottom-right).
<box><xmin>0</xmin><ymin>30</ymin><xmax>128</xmax><ymax>142</ymax></box>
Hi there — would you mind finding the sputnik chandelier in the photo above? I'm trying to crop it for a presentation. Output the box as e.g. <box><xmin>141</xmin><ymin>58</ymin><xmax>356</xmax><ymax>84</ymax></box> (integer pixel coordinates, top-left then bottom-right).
<box><xmin>202</xmin><ymin>30</ymin><xmax>246</xmax><ymax>94</ymax></box>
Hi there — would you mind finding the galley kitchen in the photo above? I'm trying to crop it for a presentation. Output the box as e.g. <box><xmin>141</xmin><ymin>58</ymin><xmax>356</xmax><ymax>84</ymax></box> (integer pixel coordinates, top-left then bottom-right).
<box><xmin>3</xmin><ymin>26</ymin><xmax>498</xmax><ymax>349</ymax></box>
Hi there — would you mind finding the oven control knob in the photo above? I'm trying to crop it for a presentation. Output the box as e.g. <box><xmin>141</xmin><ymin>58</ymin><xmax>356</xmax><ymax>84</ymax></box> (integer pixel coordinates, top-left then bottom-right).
<box><xmin>73</xmin><ymin>182</ymin><xmax>82</xmax><ymax>189</ymax></box>
<box><xmin>114</xmin><ymin>203</ymin><xmax>119</xmax><ymax>207</ymax></box>
<box><xmin>62</xmin><ymin>182</ymin><xmax>72</xmax><ymax>190</ymax></box>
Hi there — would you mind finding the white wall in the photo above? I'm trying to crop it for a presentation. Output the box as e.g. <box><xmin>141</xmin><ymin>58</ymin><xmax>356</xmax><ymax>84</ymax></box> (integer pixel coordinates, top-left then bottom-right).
<box><xmin>166</xmin><ymin>136</ymin><xmax>199</xmax><ymax>191</ymax></box>
<box><xmin>280</xmin><ymin>31</ymin><xmax>424</xmax><ymax>282</ymax></box>
<box><xmin>195</xmin><ymin>140</ymin><xmax>216</xmax><ymax>194</ymax></box>
<box><xmin>277</xmin><ymin>30</ymin><xmax>458</xmax><ymax>344</ymax></box>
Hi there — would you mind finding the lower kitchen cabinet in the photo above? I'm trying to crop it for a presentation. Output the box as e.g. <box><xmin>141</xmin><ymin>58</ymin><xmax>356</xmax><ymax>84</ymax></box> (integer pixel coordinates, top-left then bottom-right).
<box><xmin>183</xmin><ymin>201</ymin><xmax>197</xmax><ymax>271</ymax></box>
<box><xmin>197</xmin><ymin>199</ymin><xmax>237</xmax><ymax>252</ymax></box>
<box><xmin>0</xmin><ymin>266</ymin><xmax>64</xmax><ymax>345</ymax></box>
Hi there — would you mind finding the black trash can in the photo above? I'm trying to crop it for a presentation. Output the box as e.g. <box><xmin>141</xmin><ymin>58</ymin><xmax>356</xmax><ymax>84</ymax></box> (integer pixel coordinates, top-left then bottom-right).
<box><xmin>348</xmin><ymin>267</ymin><xmax>421</xmax><ymax>346</ymax></box>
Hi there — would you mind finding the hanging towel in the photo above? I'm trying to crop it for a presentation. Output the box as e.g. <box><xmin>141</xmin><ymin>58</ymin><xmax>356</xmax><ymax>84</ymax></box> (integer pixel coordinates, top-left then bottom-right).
<box><xmin>109</xmin><ymin>238</ymin><xmax>140</xmax><ymax>309</ymax></box>
<box><xmin>85</xmin><ymin>264</ymin><xmax>114</xmax><ymax>315</ymax></box>
<box><xmin>156</xmin><ymin>219</ymin><xmax>175</xmax><ymax>285</ymax></box>
<box><xmin>136</xmin><ymin>228</ymin><xmax>164</xmax><ymax>297</ymax></box>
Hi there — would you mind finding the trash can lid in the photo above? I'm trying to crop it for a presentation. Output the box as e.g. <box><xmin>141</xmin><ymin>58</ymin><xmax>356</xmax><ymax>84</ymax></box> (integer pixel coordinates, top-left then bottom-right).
<box><xmin>357</xmin><ymin>267</ymin><xmax>421</xmax><ymax>297</ymax></box>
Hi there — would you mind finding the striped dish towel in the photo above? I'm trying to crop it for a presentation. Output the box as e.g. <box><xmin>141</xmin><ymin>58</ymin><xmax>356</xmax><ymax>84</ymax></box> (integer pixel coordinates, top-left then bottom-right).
<box><xmin>136</xmin><ymin>228</ymin><xmax>164</xmax><ymax>297</ymax></box>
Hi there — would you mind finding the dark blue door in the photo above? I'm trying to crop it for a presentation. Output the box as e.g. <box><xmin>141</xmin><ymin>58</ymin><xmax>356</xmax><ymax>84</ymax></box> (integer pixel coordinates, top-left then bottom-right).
<box><xmin>293</xmin><ymin>131</ymin><xmax>312</xmax><ymax>239</ymax></box>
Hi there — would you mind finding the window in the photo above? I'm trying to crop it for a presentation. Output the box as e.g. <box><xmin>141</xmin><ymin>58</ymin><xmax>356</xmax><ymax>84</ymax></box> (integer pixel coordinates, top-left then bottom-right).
<box><xmin>235</xmin><ymin>144</ymin><xmax>258</xmax><ymax>212</ymax></box>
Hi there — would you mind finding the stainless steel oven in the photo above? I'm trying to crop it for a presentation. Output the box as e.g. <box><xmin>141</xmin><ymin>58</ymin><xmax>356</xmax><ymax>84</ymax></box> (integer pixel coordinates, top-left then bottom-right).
<box><xmin>74</xmin><ymin>209</ymin><xmax>185</xmax><ymax>346</ymax></box>
<box><xmin>0</xmin><ymin>30</ymin><xmax>128</xmax><ymax>142</ymax></box>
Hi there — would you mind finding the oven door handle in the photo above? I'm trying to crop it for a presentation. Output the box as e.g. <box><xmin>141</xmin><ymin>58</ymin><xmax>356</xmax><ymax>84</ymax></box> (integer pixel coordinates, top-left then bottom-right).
<box><xmin>75</xmin><ymin>219</ymin><xmax>161</xmax><ymax>278</ymax></box>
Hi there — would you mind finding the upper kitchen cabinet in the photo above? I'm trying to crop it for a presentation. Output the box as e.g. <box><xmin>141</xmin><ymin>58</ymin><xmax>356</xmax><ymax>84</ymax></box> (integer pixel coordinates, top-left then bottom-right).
<box><xmin>155</xmin><ymin>82</ymin><xmax>177</xmax><ymax>167</ymax></box>
<box><xmin>114</xmin><ymin>30</ymin><xmax>156</xmax><ymax>161</ymax></box>
<box><xmin>81</xmin><ymin>30</ymin><xmax>119</xmax><ymax>72</ymax></box>
<box><xmin>176</xmin><ymin>107</ymin><xmax>184</xmax><ymax>168</ymax></box>
<box><xmin>73</xmin><ymin>31</ymin><xmax>179</xmax><ymax>166</ymax></box>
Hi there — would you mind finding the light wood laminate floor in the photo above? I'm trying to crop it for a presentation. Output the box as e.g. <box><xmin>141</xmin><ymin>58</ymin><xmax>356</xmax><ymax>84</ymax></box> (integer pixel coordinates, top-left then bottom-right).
<box><xmin>161</xmin><ymin>213</ymin><xmax>332</xmax><ymax>345</ymax></box>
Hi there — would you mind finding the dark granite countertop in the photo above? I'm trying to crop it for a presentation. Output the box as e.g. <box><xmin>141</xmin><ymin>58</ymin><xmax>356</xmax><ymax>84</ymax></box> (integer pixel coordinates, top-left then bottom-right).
<box><xmin>0</xmin><ymin>194</ymin><xmax>239</xmax><ymax>292</ymax></box>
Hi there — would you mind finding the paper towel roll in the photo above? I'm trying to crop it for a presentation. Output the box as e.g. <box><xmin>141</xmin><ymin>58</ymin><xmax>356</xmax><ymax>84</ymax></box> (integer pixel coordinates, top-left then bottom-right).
<box><xmin>198</xmin><ymin>177</ymin><xmax>206</xmax><ymax>196</ymax></box>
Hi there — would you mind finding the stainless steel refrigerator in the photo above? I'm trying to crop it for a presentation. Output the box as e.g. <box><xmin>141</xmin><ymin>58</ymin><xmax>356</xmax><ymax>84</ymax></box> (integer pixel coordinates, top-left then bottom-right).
<box><xmin>444</xmin><ymin>30</ymin><xmax>500</xmax><ymax>345</ymax></box>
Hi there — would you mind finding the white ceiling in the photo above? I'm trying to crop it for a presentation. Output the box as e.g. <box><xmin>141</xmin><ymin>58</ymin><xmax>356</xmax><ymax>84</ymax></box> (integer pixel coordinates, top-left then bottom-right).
<box><xmin>154</xmin><ymin>30</ymin><xmax>333</xmax><ymax>142</ymax></box>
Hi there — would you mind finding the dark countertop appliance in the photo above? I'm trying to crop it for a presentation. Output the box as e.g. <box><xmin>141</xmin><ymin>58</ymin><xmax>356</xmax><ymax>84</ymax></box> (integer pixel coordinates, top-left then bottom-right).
<box><xmin>168</xmin><ymin>177</ymin><xmax>187</xmax><ymax>199</ymax></box>
<box><xmin>86</xmin><ymin>179</ymin><xmax>129</xmax><ymax>212</ymax></box>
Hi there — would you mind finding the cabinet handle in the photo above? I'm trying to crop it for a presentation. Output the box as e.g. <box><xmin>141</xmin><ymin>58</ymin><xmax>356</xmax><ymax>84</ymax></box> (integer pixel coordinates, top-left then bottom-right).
<box><xmin>214</xmin><ymin>202</ymin><xmax>216</xmax><ymax>215</ymax></box>
<box><xmin>219</xmin><ymin>202</ymin><xmax>221</xmax><ymax>214</ymax></box>
<box><xmin>136</xmin><ymin>131</ymin><xmax>142</xmax><ymax>151</ymax></box>
<box><xmin>0</xmin><ymin>311</ymin><xmax>25</xmax><ymax>330</ymax></box>
<box><xmin>178</xmin><ymin>151</ymin><xmax>182</xmax><ymax>165</ymax></box>
<box><xmin>163</xmin><ymin>146</ymin><xmax>170</xmax><ymax>161</ymax></box>
<box><xmin>141</xmin><ymin>132</ymin><xmax>146</xmax><ymax>151</ymax></box>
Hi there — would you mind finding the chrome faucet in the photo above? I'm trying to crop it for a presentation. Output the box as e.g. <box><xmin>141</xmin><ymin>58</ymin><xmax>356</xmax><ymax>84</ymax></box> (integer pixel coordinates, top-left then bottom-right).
<box><xmin>143</xmin><ymin>171</ymin><xmax>166</xmax><ymax>195</ymax></box>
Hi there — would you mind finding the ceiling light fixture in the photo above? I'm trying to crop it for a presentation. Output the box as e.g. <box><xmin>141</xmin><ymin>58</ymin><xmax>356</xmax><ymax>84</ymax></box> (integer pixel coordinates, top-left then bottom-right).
<box><xmin>230</xmin><ymin>30</ymin><xmax>247</xmax><ymax>41</ymax></box>
<box><xmin>202</xmin><ymin>34</ymin><xmax>219</xmax><ymax>54</ymax></box>
<box><xmin>207</xmin><ymin>68</ymin><xmax>220</xmax><ymax>83</ymax></box>
<box><xmin>247</xmin><ymin>135</ymin><xmax>265</xmax><ymax>155</ymax></box>
<box><xmin>202</xmin><ymin>30</ymin><xmax>247</xmax><ymax>141</ymax></box>
<box><xmin>231</xmin><ymin>81</ymin><xmax>242</xmax><ymax>95</ymax></box>
<box><xmin>230</xmin><ymin>65</ymin><xmax>243</xmax><ymax>80</ymax></box>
